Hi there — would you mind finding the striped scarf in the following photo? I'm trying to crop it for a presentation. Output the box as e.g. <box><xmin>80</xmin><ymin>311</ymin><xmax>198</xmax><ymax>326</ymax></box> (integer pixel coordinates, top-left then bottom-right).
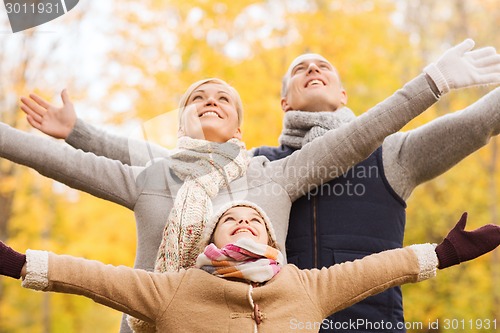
<box><xmin>195</xmin><ymin>238</ymin><xmax>284</xmax><ymax>283</ymax></box>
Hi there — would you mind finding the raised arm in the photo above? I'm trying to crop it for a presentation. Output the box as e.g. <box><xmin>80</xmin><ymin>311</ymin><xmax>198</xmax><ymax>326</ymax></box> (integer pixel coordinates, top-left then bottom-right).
<box><xmin>20</xmin><ymin>251</ymin><xmax>182</xmax><ymax>325</ymax></box>
<box><xmin>302</xmin><ymin>213</ymin><xmax>500</xmax><ymax>317</ymax></box>
<box><xmin>271</xmin><ymin>39</ymin><xmax>500</xmax><ymax>201</ymax></box>
<box><xmin>68</xmin><ymin>118</ymin><xmax>170</xmax><ymax>166</ymax></box>
<box><xmin>0</xmin><ymin>122</ymin><xmax>140</xmax><ymax>209</ymax></box>
<box><xmin>383</xmin><ymin>86</ymin><xmax>500</xmax><ymax>200</ymax></box>
<box><xmin>308</xmin><ymin>245</ymin><xmax>434</xmax><ymax>317</ymax></box>
<box><xmin>272</xmin><ymin>73</ymin><xmax>438</xmax><ymax>200</ymax></box>
<box><xmin>20</xmin><ymin>90</ymin><xmax>170</xmax><ymax>166</ymax></box>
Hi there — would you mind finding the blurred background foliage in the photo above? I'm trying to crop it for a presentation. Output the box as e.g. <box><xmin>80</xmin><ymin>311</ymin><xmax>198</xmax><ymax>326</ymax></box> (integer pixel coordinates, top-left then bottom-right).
<box><xmin>0</xmin><ymin>0</ymin><xmax>499</xmax><ymax>332</ymax></box>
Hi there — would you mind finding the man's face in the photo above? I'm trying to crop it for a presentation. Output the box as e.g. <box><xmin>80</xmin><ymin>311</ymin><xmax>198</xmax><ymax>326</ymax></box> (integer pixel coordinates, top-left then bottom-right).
<box><xmin>281</xmin><ymin>54</ymin><xmax>347</xmax><ymax>112</ymax></box>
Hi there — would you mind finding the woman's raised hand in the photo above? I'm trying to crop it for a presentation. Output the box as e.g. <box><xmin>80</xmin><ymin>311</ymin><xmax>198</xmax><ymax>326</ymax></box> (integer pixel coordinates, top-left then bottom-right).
<box><xmin>20</xmin><ymin>89</ymin><xmax>77</xmax><ymax>140</ymax></box>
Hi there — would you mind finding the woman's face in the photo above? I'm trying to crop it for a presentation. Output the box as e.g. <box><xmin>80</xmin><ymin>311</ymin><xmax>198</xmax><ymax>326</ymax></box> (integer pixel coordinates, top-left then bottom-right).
<box><xmin>179</xmin><ymin>83</ymin><xmax>242</xmax><ymax>143</ymax></box>
<box><xmin>212</xmin><ymin>206</ymin><xmax>269</xmax><ymax>248</ymax></box>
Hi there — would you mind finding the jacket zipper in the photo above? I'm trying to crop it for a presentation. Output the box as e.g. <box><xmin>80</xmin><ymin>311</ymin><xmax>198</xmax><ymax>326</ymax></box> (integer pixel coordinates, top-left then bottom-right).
<box><xmin>313</xmin><ymin>195</ymin><xmax>318</xmax><ymax>268</ymax></box>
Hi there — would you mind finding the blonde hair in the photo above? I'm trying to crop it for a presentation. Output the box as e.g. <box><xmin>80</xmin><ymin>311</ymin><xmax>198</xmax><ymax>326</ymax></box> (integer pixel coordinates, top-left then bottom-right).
<box><xmin>178</xmin><ymin>78</ymin><xmax>244</xmax><ymax>128</ymax></box>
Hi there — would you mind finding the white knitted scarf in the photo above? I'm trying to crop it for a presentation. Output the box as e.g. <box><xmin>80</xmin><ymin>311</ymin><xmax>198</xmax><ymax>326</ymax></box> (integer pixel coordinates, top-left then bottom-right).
<box><xmin>155</xmin><ymin>136</ymin><xmax>250</xmax><ymax>272</ymax></box>
<box><xmin>278</xmin><ymin>107</ymin><xmax>356</xmax><ymax>148</ymax></box>
<box><xmin>129</xmin><ymin>136</ymin><xmax>249</xmax><ymax>333</ymax></box>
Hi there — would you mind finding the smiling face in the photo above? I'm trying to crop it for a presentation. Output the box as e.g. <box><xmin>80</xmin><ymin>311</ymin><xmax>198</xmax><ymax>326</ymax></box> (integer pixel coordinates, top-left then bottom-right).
<box><xmin>212</xmin><ymin>206</ymin><xmax>270</xmax><ymax>248</ymax></box>
<box><xmin>178</xmin><ymin>80</ymin><xmax>242</xmax><ymax>143</ymax></box>
<box><xmin>281</xmin><ymin>53</ymin><xmax>347</xmax><ymax>112</ymax></box>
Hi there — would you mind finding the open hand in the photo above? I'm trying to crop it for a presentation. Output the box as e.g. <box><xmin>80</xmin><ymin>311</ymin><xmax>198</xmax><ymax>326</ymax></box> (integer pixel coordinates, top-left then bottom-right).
<box><xmin>424</xmin><ymin>39</ymin><xmax>500</xmax><ymax>94</ymax></box>
<box><xmin>20</xmin><ymin>89</ymin><xmax>77</xmax><ymax>140</ymax></box>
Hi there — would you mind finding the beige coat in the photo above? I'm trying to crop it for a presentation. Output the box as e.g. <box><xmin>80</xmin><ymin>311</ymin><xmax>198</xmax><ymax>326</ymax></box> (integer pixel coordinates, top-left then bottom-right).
<box><xmin>23</xmin><ymin>244</ymin><xmax>437</xmax><ymax>332</ymax></box>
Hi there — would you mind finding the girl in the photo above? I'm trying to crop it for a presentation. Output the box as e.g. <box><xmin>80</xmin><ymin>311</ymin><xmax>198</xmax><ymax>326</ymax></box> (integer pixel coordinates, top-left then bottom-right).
<box><xmin>1</xmin><ymin>202</ymin><xmax>499</xmax><ymax>332</ymax></box>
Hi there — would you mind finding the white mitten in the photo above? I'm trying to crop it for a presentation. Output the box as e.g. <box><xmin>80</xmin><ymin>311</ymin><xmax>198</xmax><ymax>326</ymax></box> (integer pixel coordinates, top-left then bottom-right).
<box><xmin>424</xmin><ymin>39</ymin><xmax>500</xmax><ymax>94</ymax></box>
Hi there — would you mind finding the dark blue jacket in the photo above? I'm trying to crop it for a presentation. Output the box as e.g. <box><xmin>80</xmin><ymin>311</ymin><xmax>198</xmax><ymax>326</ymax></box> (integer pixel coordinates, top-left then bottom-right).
<box><xmin>253</xmin><ymin>144</ymin><xmax>407</xmax><ymax>333</ymax></box>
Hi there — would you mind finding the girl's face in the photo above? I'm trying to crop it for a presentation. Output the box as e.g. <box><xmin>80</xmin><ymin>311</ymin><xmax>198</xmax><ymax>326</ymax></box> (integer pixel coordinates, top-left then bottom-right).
<box><xmin>178</xmin><ymin>83</ymin><xmax>242</xmax><ymax>143</ymax></box>
<box><xmin>212</xmin><ymin>206</ymin><xmax>269</xmax><ymax>248</ymax></box>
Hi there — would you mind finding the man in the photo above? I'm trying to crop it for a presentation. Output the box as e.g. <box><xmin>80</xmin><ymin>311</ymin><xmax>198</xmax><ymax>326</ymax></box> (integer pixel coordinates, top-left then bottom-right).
<box><xmin>251</xmin><ymin>49</ymin><xmax>500</xmax><ymax>332</ymax></box>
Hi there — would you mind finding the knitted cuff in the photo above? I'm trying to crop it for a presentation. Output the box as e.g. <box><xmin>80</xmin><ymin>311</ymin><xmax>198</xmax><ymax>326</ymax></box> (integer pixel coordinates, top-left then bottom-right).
<box><xmin>0</xmin><ymin>244</ymin><xmax>26</xmax><ymax>279</ymax></box>
<box><xmin>21</xmin><ymin>250</ymin><xmax>49</xmax><ymax>291</ymax></box>
<box><xmin>408</xmin><ymin>244</ymin><xmax>438</xmax><ymax>282</ymax></box>
<box><xmin>423</xmin><ymin>63</ymin><xmax>450</xmax><ymax>94</ymax></box>
<box><xmin>64</xmin><ymin>117</ymin><xmax>84</xmax><ymax>144</ymax></box>
<box><xmin>435</xmin><ymin>238</ymin><xmax>461</xmax><ymax>269</ymax></box>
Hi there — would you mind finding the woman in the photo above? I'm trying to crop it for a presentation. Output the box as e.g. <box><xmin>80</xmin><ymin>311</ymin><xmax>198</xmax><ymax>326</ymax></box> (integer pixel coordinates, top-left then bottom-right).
<box><xmin>1</xmin><ymin>202</ymin><xmax>499</xmax><ymax>332</ymax></box>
